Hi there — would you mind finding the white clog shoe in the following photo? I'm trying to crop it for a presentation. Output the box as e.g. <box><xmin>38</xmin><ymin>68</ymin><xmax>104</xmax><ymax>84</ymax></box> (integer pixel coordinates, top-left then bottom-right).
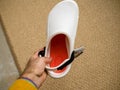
<box><xmin>44</xmin><ymin>0</ymin><xmax>81</xmax><ymax>78</ymax></box>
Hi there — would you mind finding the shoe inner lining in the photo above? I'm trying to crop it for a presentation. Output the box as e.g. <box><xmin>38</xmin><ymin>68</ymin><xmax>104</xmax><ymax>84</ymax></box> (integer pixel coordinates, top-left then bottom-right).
<box><xmin>50</xmin><ymin>34</ymin><xmax>68</xmax><ymax>73</ymax></box>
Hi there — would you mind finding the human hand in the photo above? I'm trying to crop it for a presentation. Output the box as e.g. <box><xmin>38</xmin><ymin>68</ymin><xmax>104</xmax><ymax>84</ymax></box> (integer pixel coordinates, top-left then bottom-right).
<box><xmin>20</xmin><ymin>48</ymin><xmax>52</xmax><ymax>88</ymax></box>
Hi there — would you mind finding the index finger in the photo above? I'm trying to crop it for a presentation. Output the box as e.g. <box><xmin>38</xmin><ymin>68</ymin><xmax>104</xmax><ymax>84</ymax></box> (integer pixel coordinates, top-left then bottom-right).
<box><xmin>33</xmin><ymin>47</ymin><xmax>45</xmax><ymax>59</ymax></box>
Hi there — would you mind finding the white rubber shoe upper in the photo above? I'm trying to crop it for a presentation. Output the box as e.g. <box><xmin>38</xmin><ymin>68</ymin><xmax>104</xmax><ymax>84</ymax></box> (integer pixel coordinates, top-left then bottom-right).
<box><xmin>45</xmin><ymin>0</ymin><xmax>79</xmax><ymax>78</ymax></box>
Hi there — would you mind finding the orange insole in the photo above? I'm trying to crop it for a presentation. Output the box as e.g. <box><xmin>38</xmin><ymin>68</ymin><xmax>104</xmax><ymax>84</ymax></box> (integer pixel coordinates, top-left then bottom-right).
<box><xmin>50</xmin><ymin>34</ymin><xmax>68</xmax><ymax>73</ymax></box>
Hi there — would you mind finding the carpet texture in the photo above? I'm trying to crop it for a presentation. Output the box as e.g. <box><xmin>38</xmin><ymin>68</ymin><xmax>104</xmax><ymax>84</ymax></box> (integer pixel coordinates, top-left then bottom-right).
<box><xmin>0</xmin><ymin>0</ymin><xmax>120</xmax><ymax>90</ymax></box>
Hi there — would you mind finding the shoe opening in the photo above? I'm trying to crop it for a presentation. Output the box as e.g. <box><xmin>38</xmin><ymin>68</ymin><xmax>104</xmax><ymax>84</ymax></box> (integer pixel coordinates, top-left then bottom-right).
<box><xmin>50</xmin><ymin>34</ymin><xmax>69</xmax><ymax>73</ymax></box>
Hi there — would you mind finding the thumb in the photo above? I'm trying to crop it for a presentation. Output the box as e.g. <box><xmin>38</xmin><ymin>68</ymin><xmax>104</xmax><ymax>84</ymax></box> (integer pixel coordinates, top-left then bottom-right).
<box><xmin>42</xmin><ymin>57</ymin><xmax>52</xmax><ymax>64</ymax></box>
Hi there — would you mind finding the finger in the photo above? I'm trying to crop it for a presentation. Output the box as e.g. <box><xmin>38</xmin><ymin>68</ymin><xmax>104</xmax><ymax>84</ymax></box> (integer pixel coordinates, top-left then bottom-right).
<box><xmin>42</xmin><ymin>57</ymin><xmax>52</xmax><ymax>64</ymax></box>
<box><xmin>34</xmin><ymin>58</ymin><xmax>46</xmax><ymax>73</ymax></box>
<box><xmin>38</xmin><ymin>72</ymin><xmax>47</xmax><ymax>87</ymax></box>
<box><xmin>33</xmin><ymin>48</ymin><xmax>44</xmax><ymax>59</ymax></box>
<box><xmin>34</xmin><ymin>48</ymin><xmax>44</xmax><ymax>56</ymax></box>
<box><xmin>35</xmin><ymin>57</ymin><xmax>52</xmax><ymax>71</ymax></box>
<box><xmin>31</xmin><ymin>57</ymin><xmax>52</xmax><ymax>75</ymax></box>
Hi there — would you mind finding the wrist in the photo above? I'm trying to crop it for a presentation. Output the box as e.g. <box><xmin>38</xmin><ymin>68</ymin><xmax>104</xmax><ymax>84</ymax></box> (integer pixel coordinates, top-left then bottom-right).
<box><xmin>20</xmin><ymin>72</ymin><xmax>41</xmax><ymax>88</ymax></box>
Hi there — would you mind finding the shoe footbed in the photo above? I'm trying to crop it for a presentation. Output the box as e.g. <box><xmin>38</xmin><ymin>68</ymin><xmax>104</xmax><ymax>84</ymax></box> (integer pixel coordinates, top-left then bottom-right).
<box><xmin>50</xmin><ymin>34</ymin><xmax>68</xmax><ymax>73</ymax></box>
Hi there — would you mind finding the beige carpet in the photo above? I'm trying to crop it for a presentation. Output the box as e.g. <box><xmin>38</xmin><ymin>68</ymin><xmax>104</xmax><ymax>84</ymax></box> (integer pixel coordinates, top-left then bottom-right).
<box><xmin>0</xmin><ymin>0</ymin><xmax>120</xmax><ymax>90</ymax></box>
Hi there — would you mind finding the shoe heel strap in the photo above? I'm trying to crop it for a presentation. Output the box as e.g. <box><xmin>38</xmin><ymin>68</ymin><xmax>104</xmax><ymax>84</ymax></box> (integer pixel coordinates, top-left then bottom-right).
<box><xmin>57</xmin><ymin>51</ymin><xmax>75</xmax><ymax>70</ymax></box>
<box><xmin>57</xmin><ymin>46</ymin><xmax>85</xmax><ymax>70</ymax></box>
<box><xmin>38</xmin><ymin>47</ymin><xmax>46</xmax><ymax>57</ymax></box>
